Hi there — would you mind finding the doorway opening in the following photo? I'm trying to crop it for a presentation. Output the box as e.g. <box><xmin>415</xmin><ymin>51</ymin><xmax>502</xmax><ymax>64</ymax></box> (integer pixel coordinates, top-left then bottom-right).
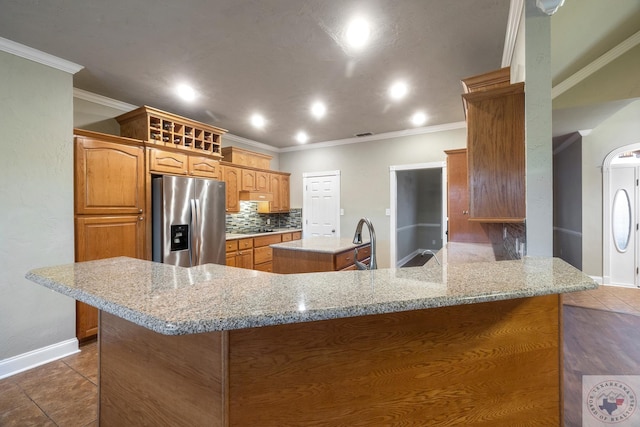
<box><xmin>603</xmin><ymin>143</ymin><xmax>640</xmax><ymax>288</ymax></box>
<box><xmin>302</xmin><ymin>170</ymin><xmax>341</xmax><ymax>238</ymax></box>
<box><xmin>389</xmin><ymin>162</ymin><xmax>447</xmax><ymax>267</ymax></box>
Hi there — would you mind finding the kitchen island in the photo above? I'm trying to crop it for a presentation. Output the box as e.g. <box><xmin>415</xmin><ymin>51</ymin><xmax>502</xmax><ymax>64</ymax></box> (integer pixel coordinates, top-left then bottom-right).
<box><xmin>27</xmin><ymin>249</ymin><xmax>596</xmax><ymax>426</ymax></box>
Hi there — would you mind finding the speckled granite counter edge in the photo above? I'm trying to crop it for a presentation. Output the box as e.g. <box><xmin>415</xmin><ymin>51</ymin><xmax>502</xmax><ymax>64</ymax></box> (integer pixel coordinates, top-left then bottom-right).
<box><xmin>26</xmin><ymin>257</ymin><xmax>598</xmax><ymax>336</ymax></box>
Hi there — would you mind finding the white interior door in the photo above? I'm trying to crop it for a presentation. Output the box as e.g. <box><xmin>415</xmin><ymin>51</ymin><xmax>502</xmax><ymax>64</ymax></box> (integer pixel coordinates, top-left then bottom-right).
<box><xmin>303</xmin><ymin>171</ymin><xmax>340</xmax><ymax>238</ymax></box>
<box><xmin>609</xmin><ymin>166</ymin><xmax>637</xmax><ymax>287</ymax></box>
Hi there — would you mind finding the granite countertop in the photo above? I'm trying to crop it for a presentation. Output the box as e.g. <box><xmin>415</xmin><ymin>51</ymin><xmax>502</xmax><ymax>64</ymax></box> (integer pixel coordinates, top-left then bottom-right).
<box><xmin>270</xmin><ymin>236</ymin><xmax>370</xmax><ymax>254</ymax></box>
<box><xmin>426</xmin><ymin>242</ymin><xmax>508</xmax><ymax>266</ymax></box>
<box><xmin>226</xmin><ymin>228</ymin><xmax>301</xmax><ymax>240</ymax></box>
<box><xmin>27</xmin><ymin>252</ymin><xmax>597</xmax><ymax>336</ymax></box>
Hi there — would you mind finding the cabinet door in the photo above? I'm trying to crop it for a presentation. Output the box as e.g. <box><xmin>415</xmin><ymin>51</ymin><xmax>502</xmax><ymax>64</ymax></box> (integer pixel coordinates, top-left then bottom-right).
<box><xmin>446</xmin><ymin>149</ymin><xmax>491</xmax><ymax>243</ymax></box>
<box><xmin>280</xmin><ymin>175</ymin><xmax>290</xmax><ymax>212</ymax></box>
<box><xmin>223</xmin><ymin>166</ymin><xmax>241</xmax><ymax>213</ymax></box>
<box><xmin>148</xmin><ymin>148</ymin><xmax>188</xmax><ymax>175</ymax></box>
<box><xmin>237</xmin><ymin>249</ymin><xmax>254</xmax><ymax>269</ymax></box>
<box><xmin>256</xmin><ymin>171</ymin><xmax>270</xmax><ymax>192</ymax></box>
<box><xmin>269</xmin><ymin>174</ymin><xmax>282</xmax><ymax>212</ymax></box>
<box><xmin>466</xmin><ymin>86</ymin><xmax>525</xmax><ymax>221</ymax></box>
<box><xmin>226</xmin><ymin>252</ymin><xmax>237</xmax><ymax>267</ymax></box>
<box><xmin>189</xmin><ymin>155</ymin><xmax>221</xmax><ymax>179</ymax></box>
<box><xmin>241</xmin><ymin>169</ymin><xmax>257</xmax><ymax>191</ymax></box>
<box><xmin>75</xmin><ymin>138</ymin><xmax>144</xmax><ymax>215</ymax></box>
<box><xmin>75</xmin><ymin>214</ymin><xmax>145</xmax><ymax>340</ymax></box>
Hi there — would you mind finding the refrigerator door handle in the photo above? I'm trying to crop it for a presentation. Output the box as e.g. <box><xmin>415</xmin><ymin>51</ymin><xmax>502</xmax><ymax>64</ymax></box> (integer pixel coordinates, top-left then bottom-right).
<box><xmin>195</xmin><ymin>199</ymin><xmax>202</xmax><ymax>265</ymax></box>
<box><xmin>190</xmin><ymin>198</ymin><xmax>198</xmax><ymax>266</ymax></box>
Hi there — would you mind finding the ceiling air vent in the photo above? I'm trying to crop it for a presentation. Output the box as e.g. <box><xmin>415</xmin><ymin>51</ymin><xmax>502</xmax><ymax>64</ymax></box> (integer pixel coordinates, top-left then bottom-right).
<box><xmin>355</xmin><ymin>132</ymin><xmax>374</xmax><ymax>137</ymax></box>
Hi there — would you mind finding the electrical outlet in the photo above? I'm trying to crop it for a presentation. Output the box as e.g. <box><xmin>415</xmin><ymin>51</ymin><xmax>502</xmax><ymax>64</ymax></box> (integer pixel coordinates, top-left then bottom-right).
<box><xmin>432</xmin><ymin>240</ymin><xmax>436</xmax><ymax>245</ymax></box>
<box><xmin>266</xmin><ymin>218</ymin><xmax>271</xmax><ymax>225</ymax></box>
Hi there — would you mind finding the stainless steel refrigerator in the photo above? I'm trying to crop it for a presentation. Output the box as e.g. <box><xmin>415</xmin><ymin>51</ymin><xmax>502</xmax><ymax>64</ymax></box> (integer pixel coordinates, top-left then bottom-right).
<box><xmin>152</xmin><ymin>175</ymin><xmax>226</xmax><ymax>267</ymax></box>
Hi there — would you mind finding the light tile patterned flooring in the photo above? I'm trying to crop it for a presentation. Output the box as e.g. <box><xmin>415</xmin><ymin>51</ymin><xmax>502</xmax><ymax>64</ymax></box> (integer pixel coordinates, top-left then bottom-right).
<box><xmin>563</xmin><ymin>283</ymin><xmax>640</xmax><ymax>315</ymax></box>
<box><xmin>0</xmin><ymin>340</ymin><xmax>97</xmax><ymax>426</ymax></box>
<box><xmin>0</xmin><ymin>284</ymin><xmax>638</xmax><ymax>425</ymax></box>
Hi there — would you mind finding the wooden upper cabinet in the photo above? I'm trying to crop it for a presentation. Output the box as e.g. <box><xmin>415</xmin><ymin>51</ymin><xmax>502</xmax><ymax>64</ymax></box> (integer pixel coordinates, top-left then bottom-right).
<box><xmin>74</xmin><ymin>131</ymin><xmax>145</xmax><ymax>215</ymax></box>
<box><xmin>461</xmin><ymin>67</ymin><xmax>525</xmax><ymax>223</ymax></box>
<box><xmin>148</xmin><ymin>148</ymin><xmax>188</xmax><ymax>175</ymax></box>
<box><xmin>445</xmin><ymin>149</ymin><xmax>491</xmax><ymax>243</ymax></box>
<box><xmin>223</xmin><ymin>165</ymin><xmax>241</xmax><ymax>213</ymax></box>
<box><xmin>188</xmin><ymin>155</ymin><xmax>222</xmax><ymax>180</ymax></box>
<box><xmin>257</xmin><ymin>173</ymin><xmax>290</xmax><ymax>213</ymax></box>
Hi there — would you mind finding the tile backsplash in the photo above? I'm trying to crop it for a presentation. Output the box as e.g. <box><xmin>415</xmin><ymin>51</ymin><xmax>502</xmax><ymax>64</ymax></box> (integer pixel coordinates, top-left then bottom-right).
<box><xmin>226</xmin><ymin>202</ymin><xmax>302</xmax><ymax>233</ymax></box>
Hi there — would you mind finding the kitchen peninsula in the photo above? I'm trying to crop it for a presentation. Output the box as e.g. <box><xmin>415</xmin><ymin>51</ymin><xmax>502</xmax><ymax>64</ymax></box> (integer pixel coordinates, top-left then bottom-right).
<box><xmin>27</xmin><ymin>251</ymin><xmax>596</xmax><ymax>426</ymax></box>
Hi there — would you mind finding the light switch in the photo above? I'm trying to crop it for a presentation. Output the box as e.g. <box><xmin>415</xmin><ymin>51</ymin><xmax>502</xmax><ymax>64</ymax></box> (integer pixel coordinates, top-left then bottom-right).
<box><xmin>340</xmin><ymin>208</ymin><xmax>344</xmax><ymax>216</ymax></box>
<box><xmin>385</xmin><ymin>208</ymin><xmax>391</xmax><ymax>216</ymax></box>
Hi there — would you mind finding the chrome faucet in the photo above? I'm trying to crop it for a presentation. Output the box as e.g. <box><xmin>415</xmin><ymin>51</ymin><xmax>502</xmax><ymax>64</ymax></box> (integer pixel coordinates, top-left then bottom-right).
<box><xmin>353</xmin><ymin>217</ymin><xmax>377</xmax><ymax>270</ymax></box>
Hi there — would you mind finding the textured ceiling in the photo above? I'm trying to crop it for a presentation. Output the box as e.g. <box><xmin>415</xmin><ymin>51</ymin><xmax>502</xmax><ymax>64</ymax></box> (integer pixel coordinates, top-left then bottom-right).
<box><xmin>0</xmin><ymin>0</ymin><xmax>509</xmax><ymax>148</ymax></box>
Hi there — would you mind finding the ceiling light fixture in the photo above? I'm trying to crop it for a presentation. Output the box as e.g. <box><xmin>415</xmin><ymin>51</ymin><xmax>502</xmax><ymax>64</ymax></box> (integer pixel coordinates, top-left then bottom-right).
<box><xmin>389</xmin><ymin>81</ymin><xmax>408</xmax><ymax>100</ymax></box>
<box><xmin>176</xmin><ymin>83</ymin><xmax>196</xmax><ymax>102</ymax></box>
<box><xmin>250</xmin><ymin>113</ymin><xmax>266</xmax><ymax>129</ymax></box>
<box><xmin>311</xmin><ymin>101</ymin><xmax>326</xmax><ymax>119</ymax></box>
<box><xmin>295</xmin><ymin>131</ymin><xmax>309</xmax><ymax>144</ymax></box>
<box><xmin>411</xmin><ymin>111</ymin><xmax>427</xmax><ymax>126</ymax></box>
<box><xmin>345</xmin><ymin>17</ymin><xmax>371</xmax><ymax>49</ymax></box>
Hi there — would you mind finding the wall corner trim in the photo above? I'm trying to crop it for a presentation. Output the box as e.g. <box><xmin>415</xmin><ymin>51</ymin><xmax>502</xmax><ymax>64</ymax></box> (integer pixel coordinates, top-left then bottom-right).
<box><xmin>0</xmin><ymin>338</ymin><xmax>79</xmax><ymax>380</ymax></box>
<box><xmin>0</xmin><ymin>36</ymin><xmax>83</xmax><ymax>74</ymax></box>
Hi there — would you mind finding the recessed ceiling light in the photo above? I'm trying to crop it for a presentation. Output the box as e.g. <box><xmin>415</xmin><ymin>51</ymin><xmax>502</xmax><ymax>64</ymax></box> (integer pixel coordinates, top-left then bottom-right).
<box><xmin>176</xmin><ymin>84</ymin><xmax>196</xmax><ymax>101</ymax></box>
<box><xmin>250</xmin><ymin>113</ymin><xmax>266</xmax><ymax>129</ymax></box>
<box><xmin>389</xmin><ymin>81</ymin><xmax>408</xmax><ymax>100</ymax></box>
<box><xmin>411</xmin><ymin>111</ymin><xmax>427</xmax><ymax>126</ymax></box>
<box><xmin>345</xmin><ymin>17</ymin><xmax>371</xmax><ymax>49</ymax></box>
<box><xmin>311</xmin><ymin>101</ymin><xmax>326</xmax><ymax>119</ymax></box>
<box><xmin>295</xmin><ymin>131</ymin><xmax>309</xmax><ymax>144</ymax></box>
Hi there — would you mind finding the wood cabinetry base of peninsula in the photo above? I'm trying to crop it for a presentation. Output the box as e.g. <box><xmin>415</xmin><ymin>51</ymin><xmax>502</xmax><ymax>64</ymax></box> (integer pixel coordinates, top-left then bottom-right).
<box><xmin>98</xmin><ymin>294</ymin><xmax>561</xmax><ymax>426</ymax></box>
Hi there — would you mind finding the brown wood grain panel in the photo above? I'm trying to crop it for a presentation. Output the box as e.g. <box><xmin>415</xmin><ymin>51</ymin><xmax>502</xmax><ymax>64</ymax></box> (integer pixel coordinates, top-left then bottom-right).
<box><xmin>99</xmin><ymin>312</ymin><xmax>227</xmax><ymax>426</ymax></box>
<box><xmin>272</xmin><ymin>248</ymin><xmax>334</xmax><ymax>273</ymax></box>
<box><xmin>74</xmin><ymin>137</ymin><xmax>145</xmax><ymax>215</ymax></box>
<box><xmin>228</xmin><ymin>295</ymin><xmax>560</xmax><ymax>426</ymax></box>
<box><xmin>148</xmin><ymin>148</ymin><xmax>188</xmax><ymax>175</ymax></box>
<box><xmin>446</xmin><ymin>149</ymin><xmax>493</xmax><ymax>243</ymax></box>
<box><xmin>466</xmin><ymin>86</ymin><xmax>525</xmax><ymax>220</ymax></box>
<box><xmin>238</xmin><ymin>238</ymin><xmax>253</xmax><ymax>249</ymax></box>
<box><xmin>253</xmin><ymin>246</ymin><xmax>272</xmax><ymax>265</ymax></box>
<box><xmin>253</xmin><ymin>234</ymin><xmax>282</xmax><ymax>247</ymax></box>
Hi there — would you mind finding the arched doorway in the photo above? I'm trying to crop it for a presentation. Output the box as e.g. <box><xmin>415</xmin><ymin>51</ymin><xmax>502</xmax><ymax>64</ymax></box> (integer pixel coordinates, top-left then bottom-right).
<box><xmin>603</xmin><ymin>143</ymin><xmax>640</xmax><ymax>288</ymax></box>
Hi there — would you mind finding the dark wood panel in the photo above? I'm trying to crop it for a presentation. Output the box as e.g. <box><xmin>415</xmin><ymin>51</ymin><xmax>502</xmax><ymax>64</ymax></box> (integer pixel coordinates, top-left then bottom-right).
<box><xmin>272</xmin><ymin>248</ymin><xmax>334</xmax><ymax>273</ymax></box>
<box><xmin>99</xmin><ymin>312</ymin><xmax>227</xmax><ymax>426</ymax></box>
<box><xmin>228</xmin><ymin>295</ymin><xmax>561</xmax><ymax>426</ymax></box>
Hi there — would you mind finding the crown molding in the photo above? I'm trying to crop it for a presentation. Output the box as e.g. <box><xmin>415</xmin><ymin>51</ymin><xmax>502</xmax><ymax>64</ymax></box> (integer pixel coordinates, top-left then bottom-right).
<box><xmin>224</xmin><ymin>133</ymin><xmax>280</xmax><ymax>153</ymax></box>
<box><xmin>0</xmin><ymin>37</ymin><xmax>83</xmax><ymax>74</ymax></box>
<box><xmin>552</xmin><ymin>29</ymin><xmax>640</xmax><ymax>99</ymax></box>
<box><xmin>73</xmin><ymin>88</ymin><xmax>138</xmax><ymax>112</ymax></box>
<box><xmin>502</xmin><ymin>0</ymin><xmax>524</xmax><ymax>67</ymax></box>
<box><xmin>279</xmin><ymin>121</ymin><xmax>466</xmax><ymax>153</ymax></box>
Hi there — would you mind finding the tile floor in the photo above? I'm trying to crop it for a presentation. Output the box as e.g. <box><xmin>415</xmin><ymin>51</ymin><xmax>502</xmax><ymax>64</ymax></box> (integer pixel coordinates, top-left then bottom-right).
<box><xmin>0</xmin><ymin>340</ymin><xmax>97</xmax><ymax>426</ymax></box>
<box><xmin>0</xmin><ymin>284</ymin><xmax>638</xmax><ymax>425</ymax></box>
<box><xmin>563</xmin><ymin>283</ymin><xmax>640</xmax><ymax>316</ymax></box>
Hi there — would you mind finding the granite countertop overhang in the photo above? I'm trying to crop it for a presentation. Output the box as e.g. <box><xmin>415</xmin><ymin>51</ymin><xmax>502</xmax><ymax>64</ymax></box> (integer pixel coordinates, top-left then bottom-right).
<box><xmin>26</xmin><ymin>253</ymin><xmax>597</xmax><ymax>336</ymax></box>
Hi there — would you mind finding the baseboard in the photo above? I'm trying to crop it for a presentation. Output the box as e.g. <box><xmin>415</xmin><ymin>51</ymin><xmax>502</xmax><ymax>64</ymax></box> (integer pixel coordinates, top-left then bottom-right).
<box><xmin>396</xmin><ymin>248</ymin><xmax>437</xmax><ymax>268</ymax></box>
<box><xmin>590</xmin><ymin>276</ymin><xmax>603</xmax><ymax>285</ymax></box>
<box><xmin>0</xmin><ymin>338</ymin><xmax>79</xmax><ymax>380</ymax></box>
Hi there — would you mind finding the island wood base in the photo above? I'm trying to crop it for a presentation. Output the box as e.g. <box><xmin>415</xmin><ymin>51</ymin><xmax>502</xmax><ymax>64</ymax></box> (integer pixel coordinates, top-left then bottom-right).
<box><xmin>99</xmin><ymin>294</ymin><xmax>561</xmax><ymax>426</ymax></box>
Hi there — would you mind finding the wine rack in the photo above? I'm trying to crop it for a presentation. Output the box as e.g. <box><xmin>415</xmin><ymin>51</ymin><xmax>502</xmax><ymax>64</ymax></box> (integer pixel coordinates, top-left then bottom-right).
<box><xmin>116</xmin><ymin>106</ymin><xmax>226</xmax><ymax>158</ymax></box>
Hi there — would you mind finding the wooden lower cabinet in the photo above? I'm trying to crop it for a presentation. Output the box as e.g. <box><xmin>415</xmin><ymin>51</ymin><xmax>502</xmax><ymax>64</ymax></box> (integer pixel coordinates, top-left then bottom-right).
<box><xmin>226</xmin><ymin>232</ymin><xmax>301</xmax><ymax>271</ymax></box>
<box><xmin>75</xmin><ymin>215</ymin><xmax>145</xmax><ymax>340</ymax></box>
<box><xmin>273</xmin><ymin>243</ymin><xmax>370</xmax><ymax>274</ymax></box>
<box><xmin>226</xmin><ymin>239</ymin><xmax>253</xmax><ymax>269</ymax></box>
<box><xmin>99</xmin><ymin>294</ymin><xmax>561</xmax><ymax>425</ymax></box>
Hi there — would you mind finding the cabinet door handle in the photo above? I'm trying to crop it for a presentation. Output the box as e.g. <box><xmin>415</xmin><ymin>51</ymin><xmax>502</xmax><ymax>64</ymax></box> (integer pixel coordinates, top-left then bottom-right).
<box><xmin>138</xmin><ymin>216</ymin><xmax>144</xmax><ymax>221</ymax></box>
<box><xmin>139</xmin><ymin>208</ymin><xmax>143</xmax><ymax>213</ymax></box>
